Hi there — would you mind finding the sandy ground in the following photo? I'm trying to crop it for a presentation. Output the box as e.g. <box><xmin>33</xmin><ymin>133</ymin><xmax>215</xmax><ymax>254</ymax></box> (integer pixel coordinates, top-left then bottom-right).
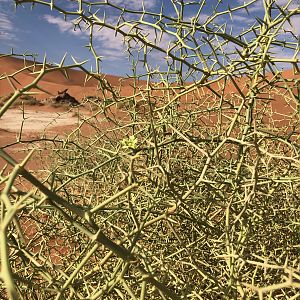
<box><xmin>1</xmin><ymin>56</ymin><xmax>299</xmax><ymax>270</ymax></box>
<box><xmin>1</xmin><ymin>55</ymin><xmax>298</xmax><ymax>171</ymax></box>
<box><xmin>0</xmin><ymin>108</ymin><xmax>78</xmax><ymax>133</ymax></box>
<box><xmin>0</xmin><ymin>104</ymin><xmax>89</xmax><ymax>171</ymax></box>
<box><xmin>0</xmin><ymin>56</ymin><xmax>138</xmax><ymax>100</ymax></box>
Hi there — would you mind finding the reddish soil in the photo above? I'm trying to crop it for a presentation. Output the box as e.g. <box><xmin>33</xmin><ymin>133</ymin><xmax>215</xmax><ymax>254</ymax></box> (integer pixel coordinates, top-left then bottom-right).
<box><xmin>1</xmin><ymin>56</ymin><xmax>299</xmax><ymax>173</ymax></box>
<box><xmin>0</xmin><ymin>56</ymin><xmax>138</xmax><ymax>100</ymax></box>
<box><xmin>1</xmin><ymin>56</ymin><xmax>299</xmax><ymax>266</ymax></box>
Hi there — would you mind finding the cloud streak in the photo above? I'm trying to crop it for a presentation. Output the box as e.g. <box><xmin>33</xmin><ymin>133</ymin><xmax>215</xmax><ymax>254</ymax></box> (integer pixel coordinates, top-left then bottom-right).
<box><xmin>0</xmin><ymin>12</ymin><xmax>17</xmax><ymax>42</ymax></box>
<box><xmin>274</xmin><ymin>0</ymin><xmax>300</xmax><ymax>10</ymax></box>
<box><xmin>43</xmin><ymin>13</ymin><xmax>174</xmax><ymax>62</ymax></box>
<box><xmin>43</xmin><ymin>14</ymin><xmax>82</xmax><ymax>35</ymax></box>
<box><xmin>284</xmin><ymin>15</ymin><xmax>300</xmax><ymax>35</ymax></box>
<box><xmin>237</xmin><ymin>0</ymin><xmax>300</xmax><ymax>12</ymax></box>
<box><xmin>110</xmin><ymin>0</ymin><xmax>158</xmax><ymax>10</ymax></box>
<box><xmin>43</xmin><ymin>14</ymin><xmax>127</xmax><ymax>60</ymax></box>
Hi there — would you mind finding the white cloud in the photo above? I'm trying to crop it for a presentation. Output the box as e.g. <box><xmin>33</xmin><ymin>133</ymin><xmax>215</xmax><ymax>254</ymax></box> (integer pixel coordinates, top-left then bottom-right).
<box><xmin>93</xmin><ymin>26</ymin><xmax>126</xmax><ymax>59</ymax></box>
<box><xmin>109</xmin><ymin>0</ymin><xmax>158</xmax><ymax>10</ymax></box>
<box><xmin>283</xmin><ymin>14</ymin><xmax>300</xmax><ymax>35</ymax></box>
<box><xmin>43</xmin><ymin>14</ymin><xmax>127</xmax><ymax>60</ymax></box>
<box><xmin>274</xmin><ymin>0</ymin><xmax>300</xmax><ymax>10</ymax></box>
<box><xmin>232</xmin><ymin>14</ymin><xmax>253</xmax><ymax>22</ymax></box>
<box><xmin>43</xmin><ymin>13</ymin><xmax>174</xmax><ymax>62</ymax></box>
<box><xmin>92</xmin><ymin>22</ymin><xmax>174</xmax><ymax>61</ymax></box>
<box><xmin>43</xmin><ymin>14</ymin><xmax>82</xmax><ymax>35</ymax></box>
<box><xmin>237</xmin><ymin>0</ymin><xmax>300</xmax><ymax>12</ymax></box>
<box><xmin>0</xmin><ymin>12</ymin><xmax>17</xmax><ymax>42</ymax></box>
<box><xmin>232</xmin><ymin>0</ymin><xmax>300</xmax><ymax>34</ymax></box>
<box><xmin>236</xmin><ymin>0</ymin><xmax>262</xmax><ymax>12</ymax></box>
<box><xmin>290</xmin><ymin>15</ymin><xmax>300</xmax><ymax>35</ymax></box>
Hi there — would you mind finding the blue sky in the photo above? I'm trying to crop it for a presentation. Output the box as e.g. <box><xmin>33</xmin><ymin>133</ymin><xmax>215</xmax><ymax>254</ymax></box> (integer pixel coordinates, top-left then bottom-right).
<box><xmin>0</xmin><ymin>0</ymin><xmax>299</xmax><ymax>76</ymax></box>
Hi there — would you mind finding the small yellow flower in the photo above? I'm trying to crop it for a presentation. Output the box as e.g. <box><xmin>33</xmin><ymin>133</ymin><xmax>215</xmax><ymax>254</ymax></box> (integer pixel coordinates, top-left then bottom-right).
<box><xmin>121</xmin><ymin>135</ymin><xmax>138</xmax><ymax>150</ymax></box>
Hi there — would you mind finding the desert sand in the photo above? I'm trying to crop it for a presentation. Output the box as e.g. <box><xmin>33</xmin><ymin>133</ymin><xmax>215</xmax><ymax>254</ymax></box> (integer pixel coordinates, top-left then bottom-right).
<box><xmin>1</xmin><ymin>55</ymin><xmax>299</xmax><ymax>170</ymax></box>
<box><xmin>0</xmin><ymin>56</ymin><xmax>130</xmax><ymax>99</ymax></box>
<box><xmin>0</xmin><ymin>56</ymin><xmax>103</xmax><ymax>169</ymax></box>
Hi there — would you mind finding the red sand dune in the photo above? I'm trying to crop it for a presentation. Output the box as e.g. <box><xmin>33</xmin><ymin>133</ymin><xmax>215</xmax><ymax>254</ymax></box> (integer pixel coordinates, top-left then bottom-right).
<box><xmin>1</xmin><ymin>55</ymin><xmax>299</xmax><ymax>104</ymax></box>
<box><xmin>1</xmin><ymin>56</ymin><xmax>299</xmax><ymax>137</ymax></box>
<box><xmin>1</xmin><ymin>55</ymin><xmax>299</xmax><ymax>140</ymax></box>
<box><xmin>1</xmin><ymin>56</ymin><xmax>299</xmax><ymax>267</ymax></box>
<box><xmin>0</xmin><ymin>56</ymin><xmax>135</xmax><ymax>100</ymax></box>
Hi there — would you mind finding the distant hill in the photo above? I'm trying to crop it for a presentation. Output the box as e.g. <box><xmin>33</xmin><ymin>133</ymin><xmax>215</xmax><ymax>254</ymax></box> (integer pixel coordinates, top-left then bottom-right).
<box><xmin>0</xmin><ymin>56</ymin><xmax>134</xmax><ymax>100</ymax></box>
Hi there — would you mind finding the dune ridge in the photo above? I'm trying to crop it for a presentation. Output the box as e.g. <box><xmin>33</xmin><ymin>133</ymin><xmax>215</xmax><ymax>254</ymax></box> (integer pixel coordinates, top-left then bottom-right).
<box><xmin>0</xmin><ymin>56</ymin><xmax>131</xmax><ymax>100</ymax></box>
